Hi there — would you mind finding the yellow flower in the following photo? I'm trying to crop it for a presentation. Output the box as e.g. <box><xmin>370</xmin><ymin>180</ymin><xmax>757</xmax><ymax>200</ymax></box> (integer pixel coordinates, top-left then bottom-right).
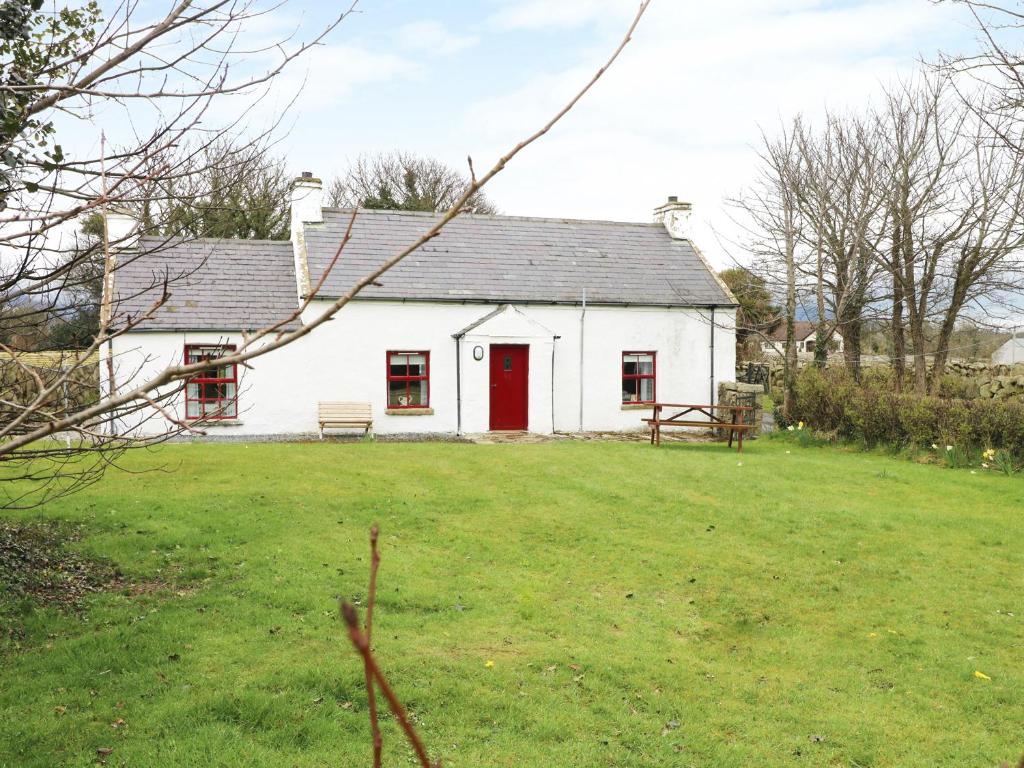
<box><xmin>974</xmin><ymin>670</ymin><xmax>991</xmax><ymax>681</ymax></box>
<box><xmin>485</xmin><ymin>660</ymin><xmax>495</xmax><ymax>669</ymax></box>
<box><xmin>798</xmin><ymin>421</ymin><xmax>805</xmax><ymax>430</ymax></box>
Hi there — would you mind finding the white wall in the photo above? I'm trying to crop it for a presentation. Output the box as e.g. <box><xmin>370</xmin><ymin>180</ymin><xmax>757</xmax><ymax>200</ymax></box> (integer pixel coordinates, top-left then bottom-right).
<box><xmin>106</xmin><ymin>300</ymin><xmax>736</xmax><ymax>437</ymax></box>
<box><xmin>992</xmin><ymin>336</ymin><xmax>1024</xmax><ymax>365</ymax></box>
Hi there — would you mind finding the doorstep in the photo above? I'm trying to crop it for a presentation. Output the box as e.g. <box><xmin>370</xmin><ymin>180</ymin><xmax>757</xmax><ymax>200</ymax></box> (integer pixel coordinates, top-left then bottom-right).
<box><xmin>464</xmin><ymin>431</ymin><xmax>555</xmax><ymax>445</ymax></box>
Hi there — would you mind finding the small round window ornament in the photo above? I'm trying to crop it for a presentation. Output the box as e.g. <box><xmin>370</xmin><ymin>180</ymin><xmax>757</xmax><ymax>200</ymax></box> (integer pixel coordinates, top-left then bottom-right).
<box><xmin>472</xmin><ymin>345</ymin><xmax>484</xmax><ymax>361</ymax></box>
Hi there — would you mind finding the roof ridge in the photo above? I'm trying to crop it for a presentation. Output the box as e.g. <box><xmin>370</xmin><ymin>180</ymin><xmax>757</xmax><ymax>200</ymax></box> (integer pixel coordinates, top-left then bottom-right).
<box><xmin>138</xmin><ymin>236</ymin><xmax>291</xmax><ymax>246</ymax></box>
<box><xmin>320</xmin><ymin>207</ymin><xmax>666</xmax><ymax>229</ymax></box>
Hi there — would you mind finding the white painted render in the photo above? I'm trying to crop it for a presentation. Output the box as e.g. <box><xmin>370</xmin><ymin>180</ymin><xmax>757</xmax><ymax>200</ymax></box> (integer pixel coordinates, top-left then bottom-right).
<box><xmin>992</xmin><ymin>333</ymin><xmax>1024</xmax><ymax>365</ymax></box>
<box><xmin>106</xmin><ymin>300</ymin><xmax>736</xmax><ymax>437</ymax></box>
<box><xmin>761</xmin><ymin>332</ymin><xmax>844</xmax><ymax>358</ymax></box>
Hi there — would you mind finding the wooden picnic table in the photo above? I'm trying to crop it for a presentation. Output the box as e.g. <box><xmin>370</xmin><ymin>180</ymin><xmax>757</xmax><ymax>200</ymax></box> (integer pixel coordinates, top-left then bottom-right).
<box><xmin>643</xmin><ymin>402</ymin><xmax>755</xmax><ymax>452</ymax></box>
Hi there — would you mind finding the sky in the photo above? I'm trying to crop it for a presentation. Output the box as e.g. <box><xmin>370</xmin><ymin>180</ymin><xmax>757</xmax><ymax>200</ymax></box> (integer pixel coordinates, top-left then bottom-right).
<box><xmin>105</xmin><ymin>0</ymin><xmax>982</xmax><ymax>268</ymax></box>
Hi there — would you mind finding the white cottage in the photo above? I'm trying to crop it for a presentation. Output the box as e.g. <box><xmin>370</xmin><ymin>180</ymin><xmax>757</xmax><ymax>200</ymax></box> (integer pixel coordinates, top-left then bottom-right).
<box><xmin>103</xmin><ymin>178</ymin><xmax>737</xmax><ymax>437</ymax></box>
<box><xmin>761</xmin><ymin>321</ymin><xmax>844</xmax><ymax>359</ymax></box>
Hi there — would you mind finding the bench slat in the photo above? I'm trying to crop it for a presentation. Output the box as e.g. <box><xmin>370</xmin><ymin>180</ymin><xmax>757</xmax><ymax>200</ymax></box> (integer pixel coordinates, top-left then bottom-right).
<box><xmin>317</xmin><ymin>401</ymin><xmax>373</xmax><ymax>438</ymax></box>
<box><xmin>644</xmin><ymin>419</ymin><xmax>755</xmax><ymax>430</ymax></box>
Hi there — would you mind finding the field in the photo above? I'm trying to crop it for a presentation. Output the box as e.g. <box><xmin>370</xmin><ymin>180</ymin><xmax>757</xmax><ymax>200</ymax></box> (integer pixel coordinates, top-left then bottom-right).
<box><xmin>1</xmin><ymin>438</ymin><xmax>1022</xmax><ymax>767</ymax></box>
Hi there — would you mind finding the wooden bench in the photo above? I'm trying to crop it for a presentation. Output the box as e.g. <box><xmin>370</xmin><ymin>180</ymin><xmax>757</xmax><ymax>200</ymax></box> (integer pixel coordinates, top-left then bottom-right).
<box><xmin>318</xmin><ymin>401</ymin><xmax>373</xmax><ymax>439</ymax></box>
<box><xmin>643</xmin><ymin>403</ymin><xmax>756</xmax><ymax>452</ymax></box>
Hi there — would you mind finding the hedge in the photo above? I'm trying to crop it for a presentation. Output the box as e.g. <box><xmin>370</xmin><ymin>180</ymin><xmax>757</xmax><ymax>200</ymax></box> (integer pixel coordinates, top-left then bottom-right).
<box><xmin>786</xmin><ymin>366</ymin><xmax>1024</xmax><ymax>457</ymax></box>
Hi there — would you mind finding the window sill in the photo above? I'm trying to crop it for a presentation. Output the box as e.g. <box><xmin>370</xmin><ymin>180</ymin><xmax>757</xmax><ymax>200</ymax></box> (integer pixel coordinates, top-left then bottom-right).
<box><xmin>621</xmin><ymin>404</ymin><xmax>654</xmax><ymax>411</ymax></box>
<box><xmin>385</xmin><ymin>408</ymin><xmax>434</xmax><ymax>416</ymax></box>
<box><xmin>189</xmin><ymin>419</ymin><xmax>243</xmax><ymax>426</ymax></box>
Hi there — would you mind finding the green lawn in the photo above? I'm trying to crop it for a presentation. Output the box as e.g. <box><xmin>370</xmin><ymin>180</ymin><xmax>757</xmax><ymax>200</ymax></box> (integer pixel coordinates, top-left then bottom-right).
<box><xmin>1</xmin><ymin>438</ymin><xmax>1022</xmax><ymax>767</ymax></box>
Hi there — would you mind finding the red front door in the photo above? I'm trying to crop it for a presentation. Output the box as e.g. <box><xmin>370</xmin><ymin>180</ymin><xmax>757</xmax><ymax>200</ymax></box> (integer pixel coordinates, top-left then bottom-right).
<box><xmin>489</xmin><ymin>344</ymin><xmax>529</xmax><ymax>430</ymax></box>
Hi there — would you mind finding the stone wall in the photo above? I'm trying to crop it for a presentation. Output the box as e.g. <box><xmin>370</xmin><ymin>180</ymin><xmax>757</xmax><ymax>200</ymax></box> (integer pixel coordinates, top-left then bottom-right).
<box><xmin>717</xmin><ymin>381</ymin><xmax>765</xmax><ymax>439</ymax></box>
<box><xmin>736</xmin><ymin>358</ymin><xmax>1024</xmax><ymax>402</ymax></box>
<box><xmin>977</xmin><ymin>364</ymin><xmax>1024</xmax><ymax>400</ymax></box>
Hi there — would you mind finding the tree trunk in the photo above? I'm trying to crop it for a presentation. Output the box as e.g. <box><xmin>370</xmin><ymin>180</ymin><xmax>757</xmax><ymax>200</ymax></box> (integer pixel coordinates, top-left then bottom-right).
<box><xmin>929</xmin><ymin>286</ymin><xmax>969</xmax><ymax>393</ymax></box>
<box><xmin>889</xmin><ymin>199</ymin><xmax>908</xmax><ymax>392</ymax></box>
<box><xmin>891</xmin><ymin>272</ymin><xmax>906</xmax><ymax>392</ymax></box>
<box><xmin>843</xmin><ymin>315</ymin><xmax>862</xmax><ymax>381</ymax></box>
<box><xmin>910</xmin><ymin>319</ymin><xmax>929</xmax><ymax>393</ymax></box>
<box><xmin>900</xmin><ymin>226</ymin><xmax>929</xmax><ymax>394</ymax></box>
<box><xmin>783</xmin><ymin>207</ymin><xmax>798</xmax><ymax>420</ymax></box>
<box><xmin>814</xmin><ymin>227</ymin><xmax>828</xmax><ymax>368</ymax></box>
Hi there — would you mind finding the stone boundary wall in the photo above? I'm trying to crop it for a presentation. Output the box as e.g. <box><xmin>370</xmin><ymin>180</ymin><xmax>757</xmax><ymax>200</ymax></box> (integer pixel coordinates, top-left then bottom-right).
<box><xmin>738</xmin><ymin>359</ymin><xmax>1024</xmax><ymax>401</ymax></box>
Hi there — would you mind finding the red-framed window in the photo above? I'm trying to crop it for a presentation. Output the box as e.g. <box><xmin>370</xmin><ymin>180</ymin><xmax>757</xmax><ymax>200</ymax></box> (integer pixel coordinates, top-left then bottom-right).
<box><xmin>184</xmin><ymin>344</ymin><xmax>238</xmax><ymax>419</ymax></box>
<box><xmin>387</xmin><ymin>351</ymin><xmax>429</xmax><ymax>408</ymax></box>
<box><xmin>622</xmin><ymin>351</ymin><xmax>656</xmax><ymax>403</ymax></box>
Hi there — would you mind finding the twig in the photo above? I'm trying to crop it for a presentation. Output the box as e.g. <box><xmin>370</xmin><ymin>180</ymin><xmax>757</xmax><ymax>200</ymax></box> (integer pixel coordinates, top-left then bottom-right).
<box><xmin>0</xmin><ymin>0</ymin><xmax>653</xmax><ymax>460</ymax></box>
<box><xmin>341</xmin><ymin>601</ymin><xmax>438</xmax><ymax>768</ymax></box>
<box><xmin>365</xmin><ymin>524</ymin><xmax>382</xmax><ymax>768</ymax></box>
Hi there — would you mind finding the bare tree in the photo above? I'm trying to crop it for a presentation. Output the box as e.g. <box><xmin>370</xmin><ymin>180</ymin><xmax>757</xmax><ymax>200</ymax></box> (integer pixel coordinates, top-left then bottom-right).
<box><xmin>939</xmin><ymin>1</ymin><xmax>1024</xmax><ymax>153</ymax></box>
<box><xmin>792</xmin><ymin>112</ymin><xmax>890</xmax><ymax>378</ymax></box>
<box><xmin>877</xmin><ymin>76</ymin><xmax>1024</xmax><ymax>392</ymax></box>
<box><xmin>736</xmin><ymin>69</ymin><xmax>1024</xmax><ymax>397</ymax></box>
<box><xmin>327</xmin><ymin>151</ymin><xmax>498</xmax><ymax>214</ymax></box>
<box><xmin>728</xmin><ymin>124</ymin><xmax>805</xmax><ymax>418</ymax></box>
<box><xmin>0</xmin><ymin>1</ymin><xmax>653</xmax><ymax>508</ymax></box>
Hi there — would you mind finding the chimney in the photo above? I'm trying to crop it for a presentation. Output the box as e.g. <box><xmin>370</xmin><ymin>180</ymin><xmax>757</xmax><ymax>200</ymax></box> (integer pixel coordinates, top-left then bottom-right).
<box><xmin>291</xmin><ymin>171</ymin><xmax>324</xmax><ymax>231</ymax></box>
<box><xmin>103</xmin><ymin>208</ymin><xmax>138</xmax><ymax>249</ymax></box>
<box><xmin>289</xmin><ymin>172</ymin><xmax>323</xmax><ymax>301</ymax></box>
<box><xmin>653</xmin><ymin>196</ymin><xmax>692</xmax><ymax>240</ymax></box>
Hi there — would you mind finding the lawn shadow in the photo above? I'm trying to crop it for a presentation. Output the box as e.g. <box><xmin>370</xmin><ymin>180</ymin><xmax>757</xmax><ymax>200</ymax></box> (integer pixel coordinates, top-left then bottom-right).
<box><xmin>648</xmin><ymin>438</ymin><xmax>762</xmax><ymax>455</ymax></box>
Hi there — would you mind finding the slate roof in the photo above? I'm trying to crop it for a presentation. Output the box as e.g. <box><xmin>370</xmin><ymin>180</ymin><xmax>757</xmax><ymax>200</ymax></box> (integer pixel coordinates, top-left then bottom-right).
<box><xmin>113</xmin><ymin>209</ymin><xmax>736</xmax><ymax>332</ymax></box>
<box><xmin>111</xmin><ymin>237</ymin><xmax>300</xmax><ymax>331</ymax></box>
<box><xmin>767</xmin><ymin>321</ymin><xmax>842</xmax><ymax>342</ymax></box>
<box><xmin>302</xmin><ymin>209</ymin><xmax>736</xmax><ymax>307</ymax></box>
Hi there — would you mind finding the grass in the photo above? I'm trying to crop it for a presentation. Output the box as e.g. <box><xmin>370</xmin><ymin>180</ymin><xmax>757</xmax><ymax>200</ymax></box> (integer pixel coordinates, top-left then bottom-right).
<box><xmin>0</xmin><ymin>437</ymin><xmax>1022</xmax><ymax>767</ymax></box>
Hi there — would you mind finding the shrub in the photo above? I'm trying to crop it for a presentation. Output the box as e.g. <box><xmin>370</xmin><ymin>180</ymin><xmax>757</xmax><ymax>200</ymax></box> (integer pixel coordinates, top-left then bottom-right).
<box><xmin>935</xmin><ymin>374</ymin><xmax>979</xmax><ymax>400</ymax></box>
<box><xmin>792</xmin><ymin>366</ymin><xmax>857</xmax><ymax>436</ymax></box>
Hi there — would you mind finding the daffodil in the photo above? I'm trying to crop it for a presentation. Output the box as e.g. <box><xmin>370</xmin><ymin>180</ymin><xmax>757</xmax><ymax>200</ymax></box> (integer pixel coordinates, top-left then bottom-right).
<box><xmin>946</xmin><ymin>445</ymin><xmax>953</xmax><ymax>452</ymax></box>
<box><xmin>798</xmin><ymin>421</ymin><xmax>805</xmax><ymax>430</ymax></box>
<box><xmin>485</xmin><ymin>660</ymin><xmax>495</xmax><ymax>669</ymax></box>
<box><xmin>931</xmin><ymin>444</ymin><xmax>938</xmax><ymax>450</ymax></box>
<box><xmin>787</xmin><ymin>425</ymin><xmax>795</xmax><ymax>432</ymax></box>
<box><xmin>974</xmin><ymin>670</ymin><xmax>991</xmax><ymax>681</ymax></box>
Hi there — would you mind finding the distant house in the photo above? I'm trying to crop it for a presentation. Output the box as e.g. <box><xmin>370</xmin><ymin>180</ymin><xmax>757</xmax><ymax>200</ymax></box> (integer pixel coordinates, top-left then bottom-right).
<box><xmin>760</xmin><ymin>321</ymin><xmax>843</xmax><ymax>358</ymax></box>
<box><xmin>101</xmin><ymin>182</ymin><xmax>738</xmax><ymax>437</ymax></box>
<box><xmin>992</xmin><ymin>332</ymin><xmax>1024</xmax><ymax>365</ymax></box>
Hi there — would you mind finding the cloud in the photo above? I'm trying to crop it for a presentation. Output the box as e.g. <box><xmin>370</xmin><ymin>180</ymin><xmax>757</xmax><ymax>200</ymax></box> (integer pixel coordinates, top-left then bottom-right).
<box><xmin>489</xmin><ymin>0</ymin><xmax>631</xmax><ymax>31</ymax></box>
<box><xmin>461</xmin><ymin>0</ymin><xmax>971</xmax><ymax>268</ymax></box>
<box><xmin>277</xmin><ymin>44</ymin><xmax>418</xmax><ymax>107</ymax></box>
<box><xmin>396</xmin><ymin>20</ymin><xmax>479</xmax><ymax>56</ymax></box>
